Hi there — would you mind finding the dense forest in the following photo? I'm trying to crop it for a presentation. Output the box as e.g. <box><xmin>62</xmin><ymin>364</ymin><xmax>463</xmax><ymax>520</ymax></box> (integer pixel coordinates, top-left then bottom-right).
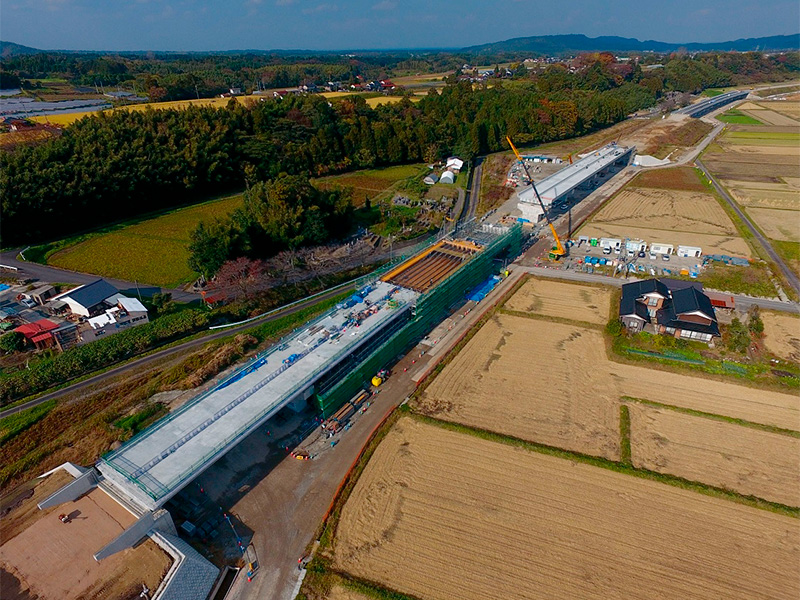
<box><xmin>1</xmin><ymin>52</ymin><xmax>797</xmax><ymax>265</ymax></box>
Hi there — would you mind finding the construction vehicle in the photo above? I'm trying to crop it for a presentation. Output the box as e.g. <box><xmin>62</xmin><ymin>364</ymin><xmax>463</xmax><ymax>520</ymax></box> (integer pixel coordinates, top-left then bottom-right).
<box><xmin>506</xmin><ymin>136</ymin><xmax>566</xmax><ymax>261</ymax></box>
<box><xmin>371</xmin><ymin>368</ymin><xmax>390</xmax><ymax>387</ymax></box>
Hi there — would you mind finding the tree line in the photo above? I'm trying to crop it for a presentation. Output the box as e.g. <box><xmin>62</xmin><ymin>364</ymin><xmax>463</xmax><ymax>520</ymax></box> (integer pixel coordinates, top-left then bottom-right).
<box><xmin>1</xmin><ymin>52</ymin><xmax>796</xmax><ymax>254</ymax></box>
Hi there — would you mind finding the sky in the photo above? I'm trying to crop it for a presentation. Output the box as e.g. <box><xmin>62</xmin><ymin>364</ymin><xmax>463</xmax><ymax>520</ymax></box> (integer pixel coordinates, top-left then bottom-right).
<box><xmin>2</xmin><ymin>0</ymin><xmax>798</xmax><ymax>52</ymax></box>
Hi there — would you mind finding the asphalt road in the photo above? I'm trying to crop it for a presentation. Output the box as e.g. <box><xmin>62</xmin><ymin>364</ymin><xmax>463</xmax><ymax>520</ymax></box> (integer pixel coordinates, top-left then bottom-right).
<box><xmin>0</xmin><ymin>284</ymin><xmax>356</xmax><ymax>419</ymax></box>
<box><xmin>461</xmin><ymin>156</ymin><xmax>483</xmax><ymax>223</ymax></box>
<box><xmin>695</xmin><ymin>159</ymin><xmax>800</xmax><ymax>297</ymax></box>
<box><xmin>0</xmin><ymin>249</ymin><xmax>201</xmax><ymax>303</ymax></box>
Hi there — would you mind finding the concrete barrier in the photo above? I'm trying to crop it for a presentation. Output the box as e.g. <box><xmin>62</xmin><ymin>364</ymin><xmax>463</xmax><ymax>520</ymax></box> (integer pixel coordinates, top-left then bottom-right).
<box><xmin>37</xmin><ymin>469</ymin><xmax>97</xmax><ymax>510</ymax></box>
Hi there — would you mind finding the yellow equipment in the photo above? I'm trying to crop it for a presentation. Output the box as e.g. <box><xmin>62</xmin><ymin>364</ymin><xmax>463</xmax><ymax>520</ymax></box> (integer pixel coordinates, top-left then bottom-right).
<box><xmin>507</xmin><ymin>136</ymin><xmax>566</xmax><ymax>260</ymax></box>
<box><xmin>371</xmin><ymin>376</ymin><xmax>383</xmax><ymax>387</ymax></box>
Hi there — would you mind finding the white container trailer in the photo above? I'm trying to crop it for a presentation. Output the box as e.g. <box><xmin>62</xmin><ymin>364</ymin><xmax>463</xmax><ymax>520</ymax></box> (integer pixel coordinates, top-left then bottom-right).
<box><xmin>599</xmin><ymin>237</ymin><xmax>622</xmax><ymax>249</ymax></box>
<box><xmin>650</xmin><ymin>243</ymin><xmax>674</xmax><ymax>255</ymax></box>
<box><xmin>626</xmin><ymin>239</ymin><xmax>647</xmax><ymax>253</ymax></box>
<box><xmin>677</xmin><ymin>245</ymin><xmax>702</xmax><ymax>258</ymax></box>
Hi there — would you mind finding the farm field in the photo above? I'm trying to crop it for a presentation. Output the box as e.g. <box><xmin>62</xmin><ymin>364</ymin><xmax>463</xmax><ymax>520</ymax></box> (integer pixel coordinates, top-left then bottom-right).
<box><xmin>578</xmin><ymin>167</ymin><xmax>752</xmax><ymax>257</ymax></box>
<box><xmin>48</xmin><ymin>194</ymin><xmax>243</xmax><ymax>287</ymax></box>
<box><xmin>332</xmin><ymin>417</ymin><xmax>800</xmax><ymax>600</ymax></box>
<box><xmin>703</xmin><ymin>101</ymin><xmax>800</xmax><ymax>272</ymax></box>
<box><xmin>503</xmin><ymin>277</ymin><xmax>611</xmax><ymax>324</ymax></box>
<box><xmin>626</xmin><ymin>402</ymin><xmax>800</xmax><ymax>506</ymax></box>
<box><xmin>314</xmin><ymin>164</ymin><xmax>426</xmax><ymax>206</ymax></box>
<box><xmin>761</xmin><ymin>312</ymin><xmax>800</xmax><ymax>362</ymax></box>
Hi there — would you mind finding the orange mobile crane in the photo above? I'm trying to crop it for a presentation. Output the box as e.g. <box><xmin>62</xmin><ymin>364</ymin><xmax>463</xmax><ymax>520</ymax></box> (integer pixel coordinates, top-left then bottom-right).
<box><xmin>506</xmin><ymin>136</ymin><xmax>566</xmax><ymax>260</ymax></box>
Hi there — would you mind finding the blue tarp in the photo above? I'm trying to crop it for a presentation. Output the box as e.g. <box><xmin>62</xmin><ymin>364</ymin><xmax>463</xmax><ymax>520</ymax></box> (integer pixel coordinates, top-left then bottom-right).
<box><xmin>467</xmin><ymin>275</ymin><xmax>501</xmax><ymax>303</ymax></box>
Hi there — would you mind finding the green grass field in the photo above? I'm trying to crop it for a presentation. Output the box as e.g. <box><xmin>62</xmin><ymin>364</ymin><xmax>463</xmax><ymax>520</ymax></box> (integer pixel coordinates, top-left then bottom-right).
<box><xmin>717</xmin><ymin>109</ymin><xmax>764</xmax><ymax>125</ymax></box>
<box><xmin>47</xmin><ymin>195</ymin><xmax>243</xmax><ymax>287</ymax></box>
<box><xmin>314</xmin><ymin>164</ymin><xmax>426</xmax><ymax>206</ymax></box>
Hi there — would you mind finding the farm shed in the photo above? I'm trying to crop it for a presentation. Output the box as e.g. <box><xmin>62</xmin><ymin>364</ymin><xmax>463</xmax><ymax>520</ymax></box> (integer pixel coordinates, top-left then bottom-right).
<box><xmin>24</xmin><ymin>284</ymin><xmax>55</xmax><ymax>305</ymax></box>
<box><xmin>677</xmin><ymin>245</ymin><xmax>702</xmax><ymax>258</ymax></box>
<box><xmin>650</xmin><ymin>243</ymin><xmax>674</xmax><ymax>255</ymax></box>
<box><xmin>446</xmin><ymin>157</ymin><xmax>464</xmax><ymax>172</ymax></box>
<box><xmin>423</xmin><ymin>173</ymin><xmax>439</xmax><ymax>185</ymax></box>
<box><xmin>15</xmin><ymin>318</ymin><xmax>59</xmax><ymax>350</ymax></box>
<box><xmin>705</xmin><ymin>291</ymin><xmax>735</xmax><ymax>309</ymax></box>
<box><xmin>55</xmin><ymin>278</ymin><xmax>120</xmax><ymax>317</ymax></box>
<box><xmin>439</xmin><ymin>171</ymin><xmax>455</xmax><ymax>184</ymax></box>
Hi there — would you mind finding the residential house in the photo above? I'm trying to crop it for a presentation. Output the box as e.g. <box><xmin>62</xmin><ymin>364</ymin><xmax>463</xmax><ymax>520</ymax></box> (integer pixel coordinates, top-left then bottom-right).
<box><xmin>56</xmin><ymin>279</ymin><xmax>121</xmax><ymax>318</ymax></box>
<box><xmin>619</xmin><ymin>278</ymin><xmax>719</xmax><ymax>342</ymax></box>
<box><xmin>445</xmin><ymin>157</ymin><xmax>464</xmax><ymax>172</ymax></box>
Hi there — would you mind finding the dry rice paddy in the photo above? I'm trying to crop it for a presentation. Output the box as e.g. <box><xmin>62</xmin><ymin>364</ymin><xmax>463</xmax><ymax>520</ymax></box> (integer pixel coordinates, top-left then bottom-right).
<box><xmin>503</xmin><ymin>278</ymin><xmax>611</xmax><ymax>324</ymax></box>
<box><xmin>762</xmin><ymin>312</ymin><xmax>800</xmax><ymax>362</ymax></box>
<box><xmin>333</xmin><ymin>417</ymin><xmax>800</xmax><ymax>600</ymax></box>
<box><xmin>627</xmin><ymin>403</ymin><xmax>800</xmax><ymax>506</ymax></box>
<box><xmin>579</xmin><ymin>168</ymin><xmax>751</xmax><ymax>257</ymax></box>
<box><xmin>704</xmin><ymin>101</ymin><xmax>800</xmax><ymax>268</ymax></box>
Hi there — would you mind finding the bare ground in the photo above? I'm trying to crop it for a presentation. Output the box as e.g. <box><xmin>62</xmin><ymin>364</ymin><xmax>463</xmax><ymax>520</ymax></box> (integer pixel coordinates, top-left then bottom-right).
<box><xmin>0</xmin><ymin>487</ymin><xmax>171</xmax><ymax>600</ymax></box>
<box><xmin>333</xmin><ymin>417</ymin><xmax>800</xmax><ymax>600</ymax></box>
<box><xmin>627</xmin><ymin>403</ymin><xmax>800</xmax><ymax>506</ymax></box>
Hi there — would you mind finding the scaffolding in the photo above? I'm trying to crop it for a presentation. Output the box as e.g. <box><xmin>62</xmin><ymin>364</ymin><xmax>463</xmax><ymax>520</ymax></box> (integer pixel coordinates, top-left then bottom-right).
<box><xmin>315</xmin><ymin>223</ymin><xmax>521</xmax><ymax>416</ymax></box>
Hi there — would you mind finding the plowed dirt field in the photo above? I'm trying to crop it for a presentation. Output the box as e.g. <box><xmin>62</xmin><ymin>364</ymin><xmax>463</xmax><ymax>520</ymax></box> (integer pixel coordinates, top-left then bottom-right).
<box><xmin>762</xmin><ymin>312</ymin><xmax>800</xmax><ymax>362</ymax></box>
<box><xmin>627</xmin><ymin>403</ymin><xmax>800</xmax><ymax>506</ymax></box>
<box><xmin>334</xmin><ymin>417</ymin><xmax>800</xmax><ymax>600</ymax></box>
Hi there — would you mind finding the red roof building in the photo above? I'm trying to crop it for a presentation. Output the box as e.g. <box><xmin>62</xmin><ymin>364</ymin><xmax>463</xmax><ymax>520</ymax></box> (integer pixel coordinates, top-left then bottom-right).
<box><xmin>15</xmin><ymin>319</ymin><xmax>59</xmax><ymax>349</ymax></box>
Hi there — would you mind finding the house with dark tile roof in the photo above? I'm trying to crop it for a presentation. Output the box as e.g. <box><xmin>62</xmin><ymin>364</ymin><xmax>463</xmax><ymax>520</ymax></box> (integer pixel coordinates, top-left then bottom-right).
<box><xmin>619</xmin><ymin>278</ymin><xmax>719</xmax><ymax>343</ymax></box>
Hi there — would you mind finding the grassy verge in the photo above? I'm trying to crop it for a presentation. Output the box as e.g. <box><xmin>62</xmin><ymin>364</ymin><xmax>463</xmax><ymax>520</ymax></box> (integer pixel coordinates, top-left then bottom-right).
<box><xmin>0</xmin><ymin>399</ymin><xmax>57</xmax><ymax>445</ymax></box>
<box><xmin>716</xmin><ymin>109</ymin><xmax>763</xmax><ymax>125</ymax></box>
<box><xmin>619</xmin><ymin>405</ymin><xmax>632</xmax><ymax>465</ymax></box>
<box><xmin>411</xmin><ymin>412</ymin><xmax>798</xmax><ymax>518</ymax></box>
<box><xmin>300</xmin><ymin>560</ymin><xmax>422</xmax><ymax>600</ymax></box>
<box><xmin>622</xmin><ymin>396</ymin><xmax>800</xmax><ymax>438</ymax></box>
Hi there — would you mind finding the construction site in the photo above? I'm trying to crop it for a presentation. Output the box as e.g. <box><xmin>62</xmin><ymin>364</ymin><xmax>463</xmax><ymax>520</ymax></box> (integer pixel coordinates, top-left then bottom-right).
<box><xmin>5</xmin><ymin>221</ymin><xmax>522</xmax><ymax>600</ymax></box>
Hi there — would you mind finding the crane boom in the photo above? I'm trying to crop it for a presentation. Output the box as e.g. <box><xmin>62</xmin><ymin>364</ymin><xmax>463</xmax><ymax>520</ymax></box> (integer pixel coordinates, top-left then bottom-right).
<box><xmin>506</xmin><ymin>136</ymin><xmax>565</xmax><ymax>258</ymax></box>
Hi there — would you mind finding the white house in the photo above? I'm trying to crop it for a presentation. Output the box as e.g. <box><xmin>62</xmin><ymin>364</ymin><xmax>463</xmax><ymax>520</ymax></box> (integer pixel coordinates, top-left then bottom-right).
<box><xmin>445</xmin><ymin>157</ymin><xmax>464</xmax><ymax>172</ymax></box>
<box><xmin>626</xmin><ymin>239</ymin><xmax>647</xmax><ymax>253</ymax></box>
<box><xmin>650</xmin><ymin>243</ymin><xmax>674</xmax><ymax>255</ymax></box>
<box><xmin>439</xmin><ymin>171</ymin><xmax>456</xmax><ymax>184</ymax></box>
<box><xmin>599</xmin><ymin>238</ymin><xmax>622</xmax><ymax>250</ymax></box>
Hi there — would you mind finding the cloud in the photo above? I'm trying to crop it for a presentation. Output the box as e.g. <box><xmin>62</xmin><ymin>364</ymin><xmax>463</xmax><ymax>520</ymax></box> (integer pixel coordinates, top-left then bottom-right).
<box><xmin>301</xmin><ymin>2</ymin><xmax>337</xmax><ymax>14</ymax></box>
<box><xmin>372</xmin><ymin>0</ymin><xmax>396</xmax><ymax>9</ymax></box>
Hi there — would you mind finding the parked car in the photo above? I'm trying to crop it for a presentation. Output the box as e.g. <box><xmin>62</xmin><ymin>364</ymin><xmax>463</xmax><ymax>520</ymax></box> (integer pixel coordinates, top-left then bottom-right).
<box><xmin>638</xmin><ymin>251</ymin><xmax>646</xmax><ymax>258</ymax></box>
<box><xmin>614</xmin><ymin>247</ymin><xmax>621</xmax><ymax>255</ymax></box>
<box><xmin>662</xmin><ymin>254</ymin><xmax>670</xmax><ymax>262</ymax></box>
<box><xmin>20</xmin><ymin>298</ymin><xmax>36</xmax><ymax>308</ymax></box>
<box><xmin>649</xmin><ymin>252</ymin><xmax>657</xmax><ymax>260</ymax></box>
<box><xmin>602</xmin><ymin>246</ymin><xmax>612</xmax><ymax>255</ymax></box>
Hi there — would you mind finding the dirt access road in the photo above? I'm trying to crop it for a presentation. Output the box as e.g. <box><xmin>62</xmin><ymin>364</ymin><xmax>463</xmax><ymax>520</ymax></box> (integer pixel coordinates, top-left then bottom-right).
<box><xmin>224</xmin><ymin>270</ymin><xmax>523</xmax><ymax>600</ymax></box>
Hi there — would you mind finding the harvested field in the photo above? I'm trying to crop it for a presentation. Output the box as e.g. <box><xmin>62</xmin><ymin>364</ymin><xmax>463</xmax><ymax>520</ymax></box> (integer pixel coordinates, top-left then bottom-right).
<box><xmin>727</xmin><ymin>185</ymin><xmax>799</xmax><ymax>210</ymax></box>
<box><xmin>744</xmin><ymin>208</ymin><xmax>800</xmax><ymax>242</ymax></box>
<box><xmin>1</xmin><ymin>485</ymin><xmax>171</xmax><ymax>600</ymax></box>
<box><xmin>578</xmin><ymin>222</ymin><xmax>752</xmax><ymax>257</ymax></box>
<box><xmin>742</xmin><ymin>109</ymin><xmax>799</xmax><ymax>127</ymax></box>
<box><xmin>48</xmin><ymin>194</ymin><xmax>243</xmax><ymax>287</ymax></box>
<box><xmin>585</xmin><ymin>187</ymin><xmax>737</xmax><ymax>236</ymax></box>
<box><xmin>629</xmin><ymin>167</ymin><xmax>706</xmax><ymax>191</ymax></box>
<box><xmin>417</xmin><ymin>312</ymin><xmax>799</xmax><ymax>440</ymax></box>
<box><xmin>334</xmin><ymin>417</ymin><xmax>800</xmax><ymax>600</ymax></box>
<box><xmin>416</xmin><ymin>314</ymin><xmax>621</xmax><ymax>459</ymax></box>
<box><xmin>762</xmin><ymin>312</ymin><xmax>800</xmax><ymax>362</ymax></box>
<box><xmin>627</xmin><ymin>403</ymin><xmax>800</xmax><ymax>506</ymax></box>
<box><xmin>503</xmin><ymin>277</ymin><xmax>611</xmax><ymax>324</ymax></box>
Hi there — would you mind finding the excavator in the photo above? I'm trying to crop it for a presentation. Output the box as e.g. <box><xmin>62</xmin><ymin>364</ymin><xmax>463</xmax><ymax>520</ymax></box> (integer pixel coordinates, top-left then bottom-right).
<box><xmin>506</xmin><ymin>136</ymin><xmax>566</xmax><ymax>261</ymax></box>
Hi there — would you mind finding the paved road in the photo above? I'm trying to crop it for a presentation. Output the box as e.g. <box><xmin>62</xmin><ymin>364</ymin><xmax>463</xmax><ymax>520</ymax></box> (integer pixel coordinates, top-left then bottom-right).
<box><xmin>695</xmin><ymin>159</ymin><xmax>800</xmax><ymax>297</ymax></box>
<box><xmin>514</xmin><ymin>265</ymin><xmax>800</xmax><ymax>314</ymax></box>
<box><xmin>0</xmin><ymin>249</ymin><xmax>201</xmax><ymax>303</ymax></box>
<box><xmin>0</xmin><ymin>284</ymin><xmax>357</xmax><ymax>419</ymax></box>
<box><xmin>461</xmin><ymin>156</ymin><xmax>483</xmax><ymax>223</ymax></box>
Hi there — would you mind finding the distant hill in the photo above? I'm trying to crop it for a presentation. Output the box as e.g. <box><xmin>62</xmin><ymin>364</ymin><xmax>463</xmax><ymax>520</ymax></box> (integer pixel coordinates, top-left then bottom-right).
<box><xmin>461</xmin><ymin>33</ymin><xmax>800</xmax><ymax>56</ymax></box>
<box><xmin>0</xmin><ymin>41</ymin><xmax>42</xmax><ymax>58</ymax></box>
